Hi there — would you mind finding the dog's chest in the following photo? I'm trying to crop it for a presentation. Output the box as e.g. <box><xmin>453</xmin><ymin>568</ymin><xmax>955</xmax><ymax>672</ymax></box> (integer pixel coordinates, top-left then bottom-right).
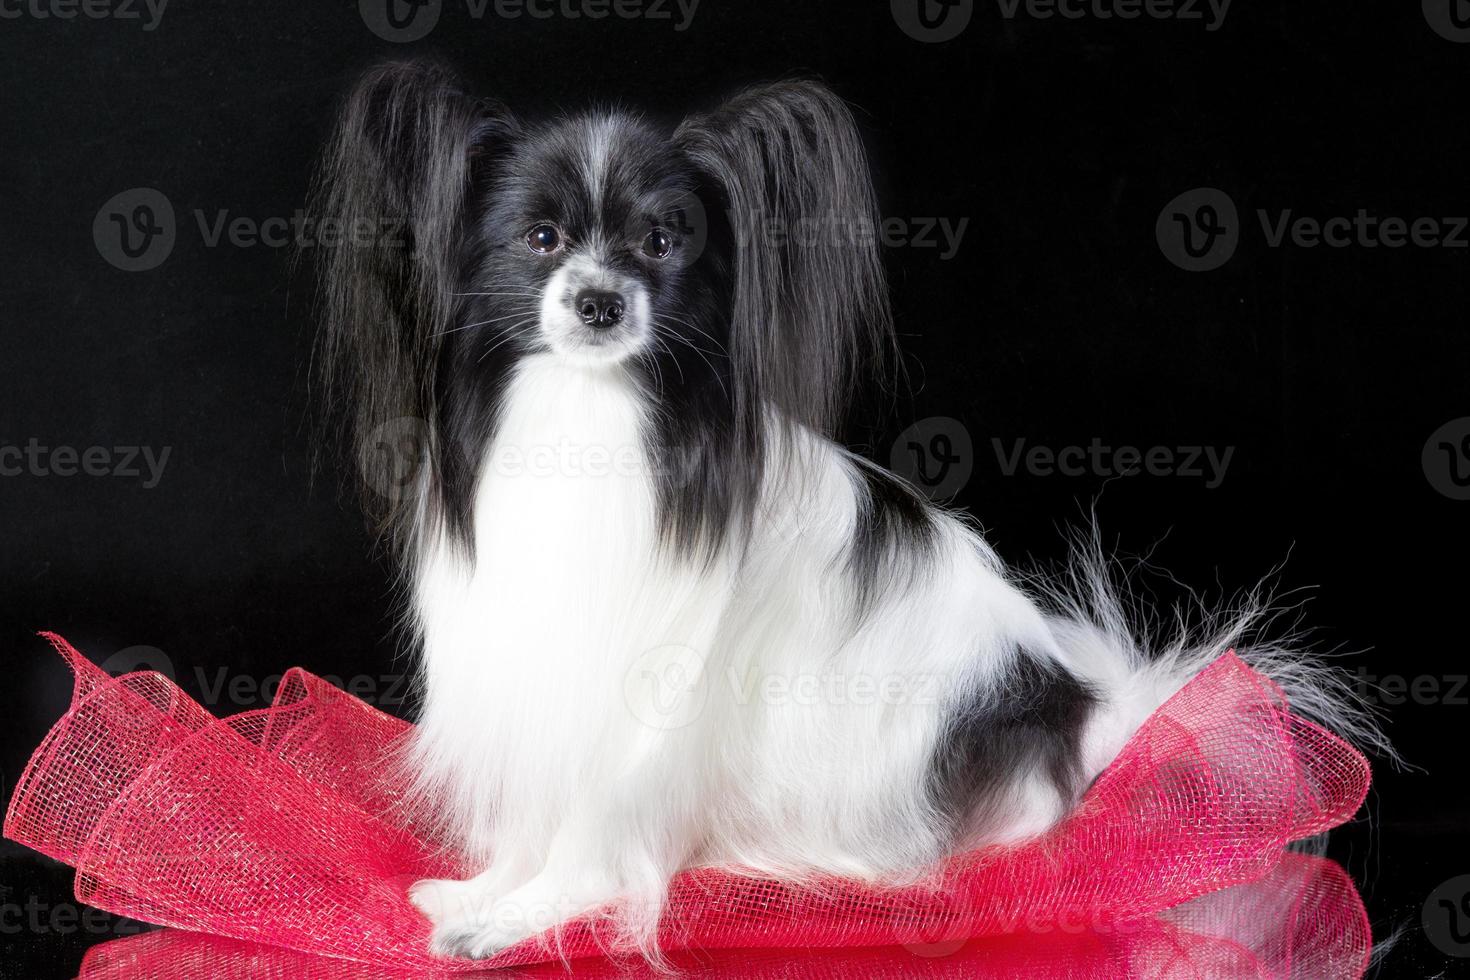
<box><xmin>476</xmin><ymin>356</ymin><xmax>653</xmax><ymax>530</ymax></box>
<box><xmin>466</xmin><ymin>357</ymin><xmax>661</xmax><ymax>638</ymax></box>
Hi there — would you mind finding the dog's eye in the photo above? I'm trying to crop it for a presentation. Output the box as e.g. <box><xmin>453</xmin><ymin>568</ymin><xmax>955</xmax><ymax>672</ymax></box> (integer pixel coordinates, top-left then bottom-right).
<box><xmin>642</xmin><ymin>228</ymin><xmax>673</xmax><ymax>260</ymax></box>
<box><xmin>527</xmin><ymin>224</ymin><xmax>562</xmax><ymax>254</ymax></box>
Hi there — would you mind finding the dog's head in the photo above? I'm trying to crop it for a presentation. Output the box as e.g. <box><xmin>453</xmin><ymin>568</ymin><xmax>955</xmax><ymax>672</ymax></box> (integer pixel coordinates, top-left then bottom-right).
<box><xmin>477</xmin><ymin>112</ymin><xmax>700</xmax><ymax>365</ymax></box>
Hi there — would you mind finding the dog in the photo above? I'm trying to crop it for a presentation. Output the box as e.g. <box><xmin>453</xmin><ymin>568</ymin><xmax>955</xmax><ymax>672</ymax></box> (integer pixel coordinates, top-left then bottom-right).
<box><xmin>311</xmin><ymin>60</ymin><xmax>1383</xmax><ymax>960</ymax></box>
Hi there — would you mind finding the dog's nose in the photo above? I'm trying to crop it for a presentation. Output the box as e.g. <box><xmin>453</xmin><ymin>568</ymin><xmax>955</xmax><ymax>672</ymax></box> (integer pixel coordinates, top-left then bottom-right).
<box><xmin>575</xmin><ymin>289</ymin><xmax>625</xmax><ymax>328</ymax></box>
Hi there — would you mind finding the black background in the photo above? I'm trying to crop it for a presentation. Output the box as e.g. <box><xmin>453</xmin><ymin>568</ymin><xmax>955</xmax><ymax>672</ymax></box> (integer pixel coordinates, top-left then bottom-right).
<box><xmin>2</xmin><ymin>1</ymin><xmax>1468</xmax><ymax>976</ymax></box>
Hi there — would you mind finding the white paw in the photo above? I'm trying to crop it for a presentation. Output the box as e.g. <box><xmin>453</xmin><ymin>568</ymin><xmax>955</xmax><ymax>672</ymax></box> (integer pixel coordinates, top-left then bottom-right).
<box><xmin>427</xmin><ymin>918</ymin><xmax>536</xmax><ymax>960</ymax></box>
<box><xmin>410</xmin><ymin>877</ymin><xmax>545</xmax><ymax>960</ymax></box>
<box><xmin>408</xmin><ymin>877</ymin><xmax>484</xmax><ymax>924</ymax></box>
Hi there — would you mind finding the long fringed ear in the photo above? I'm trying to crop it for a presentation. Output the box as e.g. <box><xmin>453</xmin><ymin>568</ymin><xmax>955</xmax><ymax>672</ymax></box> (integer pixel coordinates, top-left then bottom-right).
<box><xmin>310</xmin><ymin>61</ymin><xmax>515</xmax><ymax>540</ymax></box>
<box><xmin>675</xmin><ymin>80</ymin><xmax>893</xmax><ymax>442</ymax></box>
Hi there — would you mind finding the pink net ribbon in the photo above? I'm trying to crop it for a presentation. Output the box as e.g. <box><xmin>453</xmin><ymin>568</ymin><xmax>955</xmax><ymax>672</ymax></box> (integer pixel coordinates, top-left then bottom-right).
<box><xmin>4</xmin><ymin>633</ymin><xmax>1371</xmax><ymax>973</ymax></box>
<box><xmin>72</xmin><ymin>853</ymin><xmax>1370</xmax><ymax>978</ymax></box>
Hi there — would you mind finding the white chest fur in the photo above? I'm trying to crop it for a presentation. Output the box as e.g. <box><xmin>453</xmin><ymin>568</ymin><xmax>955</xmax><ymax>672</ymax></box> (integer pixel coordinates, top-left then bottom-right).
<box><xmin>409</xmin><ymin>356</ymin><xmax>678</xmax><ymax>856</ymax></box>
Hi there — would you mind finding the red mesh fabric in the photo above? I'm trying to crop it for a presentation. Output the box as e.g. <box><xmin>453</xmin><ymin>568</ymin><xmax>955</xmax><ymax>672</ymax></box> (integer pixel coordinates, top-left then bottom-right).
<box><xmin>74</xmin><ymin>855</ymin><xmax>1368</xmax><ymax>978</ymax></box>
<box><xmin>5</xmin><ymin>633</ymin><xmax>1372</xmax><ymax>973</ymax></box>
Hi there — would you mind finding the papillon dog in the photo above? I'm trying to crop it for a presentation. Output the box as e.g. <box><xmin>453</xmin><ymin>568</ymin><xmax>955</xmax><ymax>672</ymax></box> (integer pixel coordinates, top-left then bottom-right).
<box><xmin>312</xmin><ymin>61</ymin><xmax>1383</xmax><ymax>960</ymax></box>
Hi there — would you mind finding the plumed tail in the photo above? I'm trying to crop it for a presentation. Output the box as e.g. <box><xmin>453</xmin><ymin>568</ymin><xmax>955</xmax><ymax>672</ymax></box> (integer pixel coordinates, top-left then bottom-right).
<box><xmin>1024</xmin><ymin>525</ymin><xmax>1399</xmax><ymax>777</ymax></box>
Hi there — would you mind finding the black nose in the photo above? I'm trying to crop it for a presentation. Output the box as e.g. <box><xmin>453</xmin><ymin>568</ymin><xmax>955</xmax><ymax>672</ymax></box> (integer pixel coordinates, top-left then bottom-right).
<box><xmin>575</xmin><ymin>289</ymin><xmax>625</xmax><ymax>328</ymax></box>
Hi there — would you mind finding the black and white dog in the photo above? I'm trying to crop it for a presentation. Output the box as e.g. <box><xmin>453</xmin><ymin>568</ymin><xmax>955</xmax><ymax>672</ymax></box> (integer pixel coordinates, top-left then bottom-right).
<box><xmin>313</xmin><ymin>61</ymin><xmax>1378</xmax><ymax>960</ymax></box>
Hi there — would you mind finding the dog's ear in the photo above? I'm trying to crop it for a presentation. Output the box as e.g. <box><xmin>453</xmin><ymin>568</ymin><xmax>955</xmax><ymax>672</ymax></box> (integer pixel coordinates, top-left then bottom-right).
<box><xmin>311</xmin><ymin>61</ymin><xmax>515</xmax><ymax>537</ymax></box>
<box><xmin>675</xmin><ymin>80</ymin><xmax>892</xmax><ymax>439</ymax></box>
<box><xmin>315</xmin><ymin>59</ymin><xmax>516</xmax><ymax>349</ymax></box>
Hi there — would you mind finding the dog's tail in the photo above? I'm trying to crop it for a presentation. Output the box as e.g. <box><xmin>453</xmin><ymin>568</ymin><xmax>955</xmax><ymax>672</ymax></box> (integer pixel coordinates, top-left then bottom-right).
<box><xmin>1029</xmin><ymin>525</ymin><xmax>1398</xmax><ymax>781</ymax></box>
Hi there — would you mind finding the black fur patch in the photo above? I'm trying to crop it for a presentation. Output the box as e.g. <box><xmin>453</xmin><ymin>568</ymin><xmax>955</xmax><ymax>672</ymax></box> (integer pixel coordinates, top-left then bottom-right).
<box><xmin>926</xmin><ymin>648</ymin><xmax>1098</xmax><ymax>839</ymax></box>
<box><xmin>846</xmin><ymin>459</ymin><xmax>937</xmax><ymax>610</ymax></box>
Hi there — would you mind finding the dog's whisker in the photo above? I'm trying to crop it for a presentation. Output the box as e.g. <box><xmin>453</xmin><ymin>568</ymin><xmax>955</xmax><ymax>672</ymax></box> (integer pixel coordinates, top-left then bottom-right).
<box><xmin>651</xmin><ymin>314</ymin><xmax>729</xmax><ymax>355</ymax></box>
<box><xmin>476</xmin><ymin>319</ymin><xmax>538</xmax><ymax>363</ymax></box>
<box><xmin>643</xmin><ymin>343</ymin><xmax>668</xmax><ymax>395</ymax></box>
<box><xmin>645</xmin><ymin>336</ymin><xmax>683</xmax><ymax>390</ymax></box>
<box><xmin>654</xmin><ymin>325</ymin><xmax>729</xmax><ymax>401</ymax></box>
<box><xmin>453</xmin><ymin>290</ymin><xmax>546</xmax><ymax>297</ymax></box>
<box><xmin>659</xmin><ymin>332</ymin><xmax>724</xmax><ymax>363</ymax></box>
<box><xmin>432</xmin><ymin>309</ymin><xmax>539</xmax><ymax>338</ymax></box>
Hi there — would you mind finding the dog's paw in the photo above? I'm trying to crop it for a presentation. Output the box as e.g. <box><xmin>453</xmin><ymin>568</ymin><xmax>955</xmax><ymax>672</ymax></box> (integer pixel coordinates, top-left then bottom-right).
<box><xmin>427</xmin><ymin>919</ymin><xmax>533</xmax><ymax>960</ymax></box>
<box><xmin>408</xmin><ymin>877</ymin><xmax>483</xmax><ymax>925</ymax></box>
<box><xmin>410</xmin><ymin>878</ymin><xmax>537</xmax><ymax>960</ymax></box>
